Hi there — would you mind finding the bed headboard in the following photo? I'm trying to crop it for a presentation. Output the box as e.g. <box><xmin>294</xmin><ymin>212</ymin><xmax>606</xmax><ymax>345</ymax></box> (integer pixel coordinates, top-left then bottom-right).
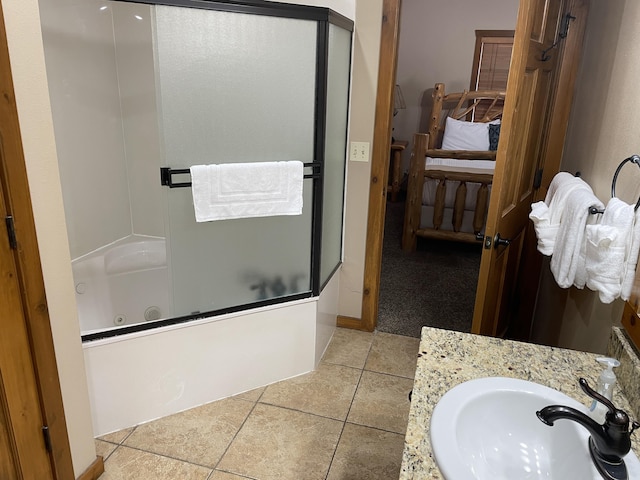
<box><xmin>427</xmin><ymin>82</ymin><xmax>506</xmax><ymax>149</ymax></box>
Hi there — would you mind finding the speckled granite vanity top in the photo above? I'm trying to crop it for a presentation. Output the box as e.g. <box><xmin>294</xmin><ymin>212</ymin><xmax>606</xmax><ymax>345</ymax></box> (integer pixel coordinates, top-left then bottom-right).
<box><xmin>400</xmin><ymin>326</ymin><xmax>640</xmax><ymax>479</ymax></box>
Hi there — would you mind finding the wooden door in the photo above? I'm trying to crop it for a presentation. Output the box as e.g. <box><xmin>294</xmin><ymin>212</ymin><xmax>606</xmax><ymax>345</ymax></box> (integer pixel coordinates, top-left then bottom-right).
<box><xmin>0</xmin><ymin>171</ymin><xmax>54</xmax><ymax>478</ymax></box>
<box><xmin>472</xmin><ymin>0</ymin><xmax>580</xmax><ymax>336</ymax></box>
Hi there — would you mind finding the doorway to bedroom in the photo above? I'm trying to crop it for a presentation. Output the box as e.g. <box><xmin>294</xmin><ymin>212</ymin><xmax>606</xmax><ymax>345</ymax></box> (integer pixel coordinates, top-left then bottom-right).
<box><xmin>375</xmin><ymin>0</ymin><xmax>519</xmax><ymax>338</ymax></box>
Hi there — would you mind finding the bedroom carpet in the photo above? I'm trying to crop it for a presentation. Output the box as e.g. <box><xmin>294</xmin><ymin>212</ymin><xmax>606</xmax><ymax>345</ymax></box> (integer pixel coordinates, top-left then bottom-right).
<box><xmin>376</xmin><ymin>200</ymin><xmax>481</xmax><ymax>338</ymax></box>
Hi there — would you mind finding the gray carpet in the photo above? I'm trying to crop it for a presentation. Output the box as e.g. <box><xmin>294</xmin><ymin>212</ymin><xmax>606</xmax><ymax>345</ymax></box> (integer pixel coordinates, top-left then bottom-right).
<box><xmin>376</xmin><ymin>200</ymin><xmax>481</xmax><ymax>338</ymax></box>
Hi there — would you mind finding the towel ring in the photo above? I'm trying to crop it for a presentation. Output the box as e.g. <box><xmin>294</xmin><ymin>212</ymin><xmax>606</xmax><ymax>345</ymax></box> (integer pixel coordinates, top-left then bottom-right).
<box><xmin>611</xmin><ymin>154</ymin><xmax>640</xmax><ymax>211</ymax></box>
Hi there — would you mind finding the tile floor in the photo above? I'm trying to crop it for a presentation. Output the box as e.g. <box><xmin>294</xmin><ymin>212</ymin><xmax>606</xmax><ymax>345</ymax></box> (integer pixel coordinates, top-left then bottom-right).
<box><xmin>95</xmin><ymin>328</ymin><xmax>420</xmax><ymax>479</ymax></box>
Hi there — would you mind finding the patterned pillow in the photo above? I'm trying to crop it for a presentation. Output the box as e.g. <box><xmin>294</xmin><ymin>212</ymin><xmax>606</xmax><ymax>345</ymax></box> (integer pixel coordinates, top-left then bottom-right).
<box><xmin>489</xmin><ymin>123</ymin><xmax>501</xmax><ymax>151</ymax></box>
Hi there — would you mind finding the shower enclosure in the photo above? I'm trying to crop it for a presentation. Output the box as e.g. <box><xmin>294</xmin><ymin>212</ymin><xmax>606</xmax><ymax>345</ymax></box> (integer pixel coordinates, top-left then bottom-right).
<box><xmin>40</xmin><ymin>0</ymin><xmax>353</xmax><ymax>341</ymax></box>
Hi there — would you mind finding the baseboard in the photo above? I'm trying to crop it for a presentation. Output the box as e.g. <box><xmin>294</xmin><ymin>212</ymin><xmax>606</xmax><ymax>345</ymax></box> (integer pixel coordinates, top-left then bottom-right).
<box><xmin>76</xmin><ymin>456</ymin><xmax>104</xmax><ymax>480</ymax></box>
<box><xmin>337</xmin><ymin>315</ymin><xmax>373</xmax><ymax>331</ymax></box>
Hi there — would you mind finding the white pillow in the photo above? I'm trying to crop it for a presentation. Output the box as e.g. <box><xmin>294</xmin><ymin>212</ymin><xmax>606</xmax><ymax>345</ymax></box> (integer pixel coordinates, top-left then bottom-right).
<box><xmin>441</xmin><ymin>116</ymin><xmax>490</xmax><ymax>151</ymax></box>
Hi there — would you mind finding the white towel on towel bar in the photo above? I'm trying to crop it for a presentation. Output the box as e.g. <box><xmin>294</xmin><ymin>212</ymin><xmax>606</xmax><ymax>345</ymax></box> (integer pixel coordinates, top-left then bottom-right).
<box><xmin>549</xmin><ymin>186</ymin><xmax>604</xmax><ymax>288</ymax></box>
<box><xmin>529</xmin><ymin>172</ymin><xmax>593</xmax><ymax>256</ymax></box>
<box><xmin>190</xmin><ymin>161</ymin><xmax>304</xmax><ymax>222</ymax></box>
<box><xmin>621</xmin><ymin>206</ymin><xmax>640</xmax><ymax>300</ymax></box>
<box><xmin>585</xmin><ymin>198</ymin><xmax>634</xmax><ymax>303</ymax></box>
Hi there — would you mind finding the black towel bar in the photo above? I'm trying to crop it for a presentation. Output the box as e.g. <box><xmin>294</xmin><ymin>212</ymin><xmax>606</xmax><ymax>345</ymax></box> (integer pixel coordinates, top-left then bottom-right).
<box><xmin>160</xmin><ymin>163</ymin><xmax>320</xmax><ymax>188</ymax></box>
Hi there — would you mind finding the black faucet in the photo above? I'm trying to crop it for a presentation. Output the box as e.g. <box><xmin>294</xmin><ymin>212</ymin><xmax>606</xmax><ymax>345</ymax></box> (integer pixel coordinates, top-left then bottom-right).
<box><xmin>536</xmin><ymin>378</ymin><xmax>640</xmax><ymax>480</ymax></box>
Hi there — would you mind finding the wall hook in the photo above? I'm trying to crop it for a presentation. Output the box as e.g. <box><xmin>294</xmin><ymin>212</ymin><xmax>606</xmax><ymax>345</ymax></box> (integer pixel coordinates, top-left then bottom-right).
<box><xmin>540</xmin><ymin>13</ymin><xmax>576</xmax><ymax>61</ymax></box>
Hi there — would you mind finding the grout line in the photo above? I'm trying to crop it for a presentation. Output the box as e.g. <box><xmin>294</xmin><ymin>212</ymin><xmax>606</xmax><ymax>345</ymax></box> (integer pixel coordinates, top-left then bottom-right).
<box><xmin>343</xmin><ymin>419</ymin><xmax>409</xmax><ymax>437</ymax></box>
<box><xmin>210</xmin><ymin>397</ymin><xmax>261</xmax><ymax>473</ymax></box>
<box><xmin>362</xmin><ymin>367</ymin><xmax>419</xmax><ymax>381</ymax></box>
<box><xmin>323</xmin><ymin>333</ymin><xmax>375</xmax><ymax>479</ymax></box>
<box><xmin>103</xmin><ymin>442</ymin><xmax>217</xmax><ymax>471</ymax></box>
<box><xmin>210</xmin><ymin>467</ymin><xmax>259</xmax><ymax>480</ymax></box>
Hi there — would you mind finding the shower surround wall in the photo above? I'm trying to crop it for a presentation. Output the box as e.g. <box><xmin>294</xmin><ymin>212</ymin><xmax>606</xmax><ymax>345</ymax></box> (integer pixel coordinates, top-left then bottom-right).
<box><xmin>41</xmin><ymin>0</ymin><xmax>163</xmax><ymax>262</ymax></box>
<box><xmin>39</xmin><ymin>0</ymin><xmax>347</xmax><ymax>435</ymax></box>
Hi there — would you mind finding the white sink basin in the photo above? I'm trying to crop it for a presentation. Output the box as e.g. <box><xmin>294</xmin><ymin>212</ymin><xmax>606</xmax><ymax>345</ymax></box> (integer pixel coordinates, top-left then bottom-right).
<box><xmin>430</xmin><ymin>377</ymin><xmax>640</xmax><ymax>479</ymax></box>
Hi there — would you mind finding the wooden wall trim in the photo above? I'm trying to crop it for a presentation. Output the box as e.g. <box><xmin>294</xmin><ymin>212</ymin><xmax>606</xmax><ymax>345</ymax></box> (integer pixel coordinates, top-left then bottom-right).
<box><xmin>337</xmin><ymin>315</ymin><xmax>370</xmax><ymax>331</ymax></box>
<box><xmin>76</xmin><ymin>456</ymin><xmax>104</xmax><ymax>480</ymax></box>
<box><xmin>360</xmin><ymin>0</ymin><xmax>401</xmax><ymax>332</ymax></box>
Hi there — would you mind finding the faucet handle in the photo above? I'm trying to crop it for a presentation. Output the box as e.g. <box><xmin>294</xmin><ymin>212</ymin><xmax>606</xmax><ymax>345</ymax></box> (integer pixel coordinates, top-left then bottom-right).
<box><xmin>579</xmin><ymin>377</ymin><xmax>632</xmax><ymax>428</ymax></box>
<box><xmin>579</xmin><ymin>378</ymin><xmax>617</xmax><ymax>413</ymax></box>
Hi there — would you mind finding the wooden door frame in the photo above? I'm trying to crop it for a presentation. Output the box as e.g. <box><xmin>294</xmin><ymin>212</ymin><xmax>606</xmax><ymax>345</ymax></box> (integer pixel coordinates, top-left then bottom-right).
<box><xmin>0</xmin><ymin>3</ymin><xmax>103</xmax><ymax>479</ymax></box>
<box><xmin>355</xmin><ymin>0</ymin><xmax>589</xmax><ymax>335</ymax></box>
<box><xmin>337</xmin><ymin>0</ymin><xmax>401</xmax><ymax>332</ymax></box>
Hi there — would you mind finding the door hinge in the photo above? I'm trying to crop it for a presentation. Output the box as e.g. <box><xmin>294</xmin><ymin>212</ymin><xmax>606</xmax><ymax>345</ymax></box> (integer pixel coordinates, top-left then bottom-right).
<box><xmin>533</xmin><ymin>169</ymin><xmax>543</xmax><ymax>189</ymax></box>
<box><xmin>42</xmin><ymin>425</ymin><xmax>52</xmax><ymax>453</ymax></box>
<box><xmin>5</xmin><ymin>215</ymin><xmax>17</xmax><ymax>249</ymax></box>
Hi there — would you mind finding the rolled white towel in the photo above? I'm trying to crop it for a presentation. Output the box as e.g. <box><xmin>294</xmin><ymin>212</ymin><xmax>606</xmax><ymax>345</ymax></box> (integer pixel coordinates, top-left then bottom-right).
<box><xmin>585</xmin><ymin>198</ymin><xmax>634</xmax><ymax>302</ymax></box>
<box><xmin>621</xmin><ymin>206</ymin><xmax>640</xmax><ymax>300</ymax></box>
<box><xmin>550</xmin><ymin>187</ymin><xmax>604</xmax><ymax>288</ymax></box>
<box><xmin>529</xmin><ymin>201</ymin><xmax>555</xmax><ymax>255</ymax></box>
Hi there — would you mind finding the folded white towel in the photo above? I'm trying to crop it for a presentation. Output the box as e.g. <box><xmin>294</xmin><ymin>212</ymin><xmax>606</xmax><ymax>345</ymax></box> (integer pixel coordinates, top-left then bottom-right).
<box><xmin>190</xmin><ymin>161</ymin><xmax>304</xmax><ymax>222</ymax></box>
<box><xmin>585</xmin><ymin>198</ymin><xmax>634</xmax><ymax>303</ymax></box>
<box><xmin>550</xmin><ymin>187</ymin><xmax>604</xmax><ymax>288</ymax></box>
<box><xmin>621</xmin><ymin>206</ymin><xmax>640</xmax><ymax>300</ymax></box>
<box><xmin>529</xmin><ymin>172</ymin><xmax>592</xmax><ymax>256</ymax></box>
<box><xmin>573</xmin><ymin>211</ymin><xmax>602</xmax><ymax>289</ymax></box>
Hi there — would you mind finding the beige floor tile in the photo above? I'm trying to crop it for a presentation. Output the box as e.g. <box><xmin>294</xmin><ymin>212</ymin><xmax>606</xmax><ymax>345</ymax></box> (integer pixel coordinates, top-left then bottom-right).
<box><xmin>260</xmin><ymin>363</ymin><xmax>360</xmax><ymax>420</ymax></box>
<box><xmin>97</xmin><ymin>426</ymin><xmax>135</xmax><ymax>444</ymax></box>
<box><xmin>94</xmin><ymin>440</ymin><xmax>117</xmax><ymax>461</ymax></box>
<box><xmin>322</xmin><ymin>328</ymin><xmax>374</xmax><ymax>369</ymax></box>
<box><xmin>233</xmin><ymin>386</ymin><xmax>266</xmax><ymax>402</ymax></box>
<box><xmin>364</xmin><ymin>332</ymin><xmax>420</xmax><ymax>378</ymax></box>
<box><xmin>101</xmin><ymin>446</ymin><xmax>211</xmax><ymax>479</ymax></box>
<box><xmin>218</xmin><ymin>403</ymin><xmax>342</xmax><ymax>480</ymax></box>
<box><xmin>123</xmin><ymin>397</ymin><xmax>254</xmax><ymax>468</ymax></box>
<box><xmin>326</xmin><ymin>423</ymin><xmax>406</xmax><ymax>480</ymax></box>
<box><xmin>210</xmin><ymin>471</ymin><xmax>254</xmax><ymax>479</ymax></box>
<box><xmin>347</xmin><ymin>370</ymin><xmax>413</xmax><ymax>434</ymax></box>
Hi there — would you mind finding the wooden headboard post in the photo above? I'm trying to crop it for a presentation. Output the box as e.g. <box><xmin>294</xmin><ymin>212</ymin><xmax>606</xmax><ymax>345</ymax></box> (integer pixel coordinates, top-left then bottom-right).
<box><xmin>428</xmin><ymin>83</ymin><xmax>445</xmax><ymax>149</ymax></box>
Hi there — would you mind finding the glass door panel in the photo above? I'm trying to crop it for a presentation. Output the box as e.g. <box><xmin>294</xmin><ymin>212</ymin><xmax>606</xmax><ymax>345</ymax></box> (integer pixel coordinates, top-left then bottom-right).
<box><xmin>154</xmin><ymin>6</ymin><xmax>317</xmax><ymax>316</ymax></box>
<box><xmin>320</xmin><ymin>23</ymin><xmax>352</xmax><ymax>287</ymax></box>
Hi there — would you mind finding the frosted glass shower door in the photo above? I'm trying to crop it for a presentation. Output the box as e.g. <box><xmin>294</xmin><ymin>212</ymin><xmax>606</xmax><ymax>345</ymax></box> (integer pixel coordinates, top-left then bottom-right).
<box><xmin>154</xmin><ymin>6</ymin><xmax>317</xmax><ymax>317</ymax></box>
<box><xmin>320</xmin><ymin>23</ymin><xmax>352</xmax><ymax>287</ymax></box>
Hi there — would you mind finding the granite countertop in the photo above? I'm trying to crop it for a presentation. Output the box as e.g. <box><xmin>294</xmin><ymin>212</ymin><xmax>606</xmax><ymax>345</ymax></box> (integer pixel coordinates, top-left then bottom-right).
<box><xmin>400</xmin><ymin>326</ymin><xmax>640</xmax><ymax>479</ymax></box>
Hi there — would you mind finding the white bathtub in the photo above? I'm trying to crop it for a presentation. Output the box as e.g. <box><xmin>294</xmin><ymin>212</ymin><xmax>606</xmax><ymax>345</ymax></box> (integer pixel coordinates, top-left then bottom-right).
<box><xmin>80</xmin><ymin>241</ymin><xmax>341</xmax><ymax>436</ymax></box>
<box><xmin>72</xmin><ymin>236</ymin><xmax>171</xmax><ymax>334</ymax></box>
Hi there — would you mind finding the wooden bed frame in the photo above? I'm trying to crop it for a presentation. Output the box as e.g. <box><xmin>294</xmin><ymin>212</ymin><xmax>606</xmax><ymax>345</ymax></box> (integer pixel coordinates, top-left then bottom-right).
<box><xmin>401</xmin><ymin>83</ymin><xmax>506</xmax><ymax>251</ymax></box>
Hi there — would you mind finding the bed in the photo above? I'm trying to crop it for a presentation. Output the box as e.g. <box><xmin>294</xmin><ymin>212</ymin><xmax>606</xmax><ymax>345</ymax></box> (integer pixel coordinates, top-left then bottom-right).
<box><xmin>401</xmin><ymin>83</ymin><xmax>506</xmax><ymax>251</ymax></box>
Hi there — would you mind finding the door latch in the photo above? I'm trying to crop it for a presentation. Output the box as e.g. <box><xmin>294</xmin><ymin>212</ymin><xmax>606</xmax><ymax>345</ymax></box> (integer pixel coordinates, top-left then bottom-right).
<box><xmin>494</xmin><ymin>233</ymin><xmax>511</xmax><ymax>248</ymax></box>
<box><xmin>477</xmin><ymin>233</ymin><xmax>493</xmax><ymax>249</ymax></box>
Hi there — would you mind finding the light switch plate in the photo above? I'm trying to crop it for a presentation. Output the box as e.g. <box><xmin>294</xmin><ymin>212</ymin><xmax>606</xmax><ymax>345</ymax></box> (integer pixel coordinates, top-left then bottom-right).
<box><xmin>350</xmin><ymin>141</ymin><xmax>370</xmax><ymax>162</ymax></box>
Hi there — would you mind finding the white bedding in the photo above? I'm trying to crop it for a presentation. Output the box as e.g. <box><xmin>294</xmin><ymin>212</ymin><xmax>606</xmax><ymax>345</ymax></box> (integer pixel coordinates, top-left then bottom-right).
<box><xmin>420</xmin><ymin>157</ymin><xmax>495</xmax><ymax>232</ymax></box>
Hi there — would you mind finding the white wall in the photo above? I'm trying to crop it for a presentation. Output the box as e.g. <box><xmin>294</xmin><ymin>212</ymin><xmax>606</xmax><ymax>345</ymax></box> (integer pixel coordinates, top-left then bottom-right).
<box><xmin>3</xmin><ymin>0</ymin><xmax>97</xmax><ymax>476</ymax></box>
<box><xmin>393</xmin><ymin>0</ymin><xmax>519</xmax><ymax>172</ymax></box>
<box><xmin>531</xmin><ymin>0</ymin><xmax>639</xmax><ymax>353</ymax></box>
<box><xmin>338</xmin><ymin>0</ymin><xmax>383</xmax><ymax>318</ymax></box>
